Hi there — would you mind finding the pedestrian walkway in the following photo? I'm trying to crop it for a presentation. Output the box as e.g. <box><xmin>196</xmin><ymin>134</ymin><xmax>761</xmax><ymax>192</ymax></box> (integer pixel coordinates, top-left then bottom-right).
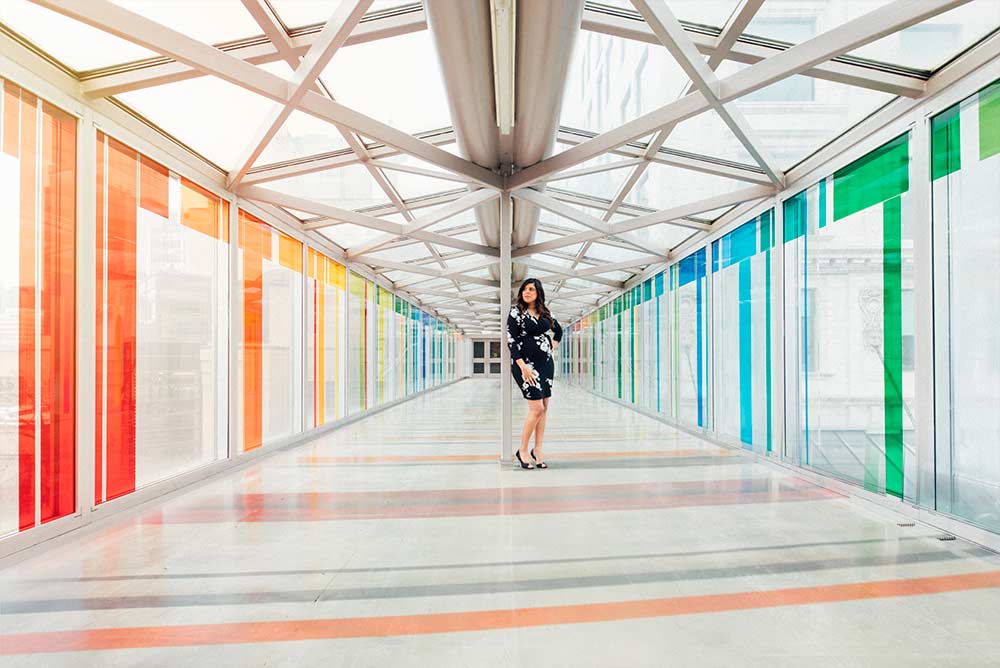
<box><xmin>1</xmin><ymin>378</ymin><xmax>998</xmax><ymax>666</ymax></box>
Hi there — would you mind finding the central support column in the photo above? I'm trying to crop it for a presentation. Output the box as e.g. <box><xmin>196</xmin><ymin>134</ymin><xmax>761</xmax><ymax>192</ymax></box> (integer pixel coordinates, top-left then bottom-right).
<box><xmin>500</xmin><ymin>191</ymin><xmax>513</xmax><ymax>464</ymax></box>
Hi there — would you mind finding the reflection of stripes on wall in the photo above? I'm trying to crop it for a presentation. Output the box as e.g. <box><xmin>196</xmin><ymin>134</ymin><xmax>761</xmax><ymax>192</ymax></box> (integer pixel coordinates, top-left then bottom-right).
<box><xmin>1</xmin><ymin>79</ymin><xmax>77</xmax><ymax>533</ymax></box>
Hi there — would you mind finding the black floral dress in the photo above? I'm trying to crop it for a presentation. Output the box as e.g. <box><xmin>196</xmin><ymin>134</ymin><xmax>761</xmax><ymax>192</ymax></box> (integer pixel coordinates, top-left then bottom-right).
<box><xmin>507</xmin><ymin>306</ymin><xmax>563</xmax><ymax>400</ymax></box>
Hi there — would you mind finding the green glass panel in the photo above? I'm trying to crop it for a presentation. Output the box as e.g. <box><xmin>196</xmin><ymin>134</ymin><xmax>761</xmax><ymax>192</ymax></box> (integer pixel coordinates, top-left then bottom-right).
<box><xmin>818</xmin><ymin>178</ymin><xmax>827</xmax><ymax>228</ymax></box>
<box><xmin>883</xmin><ymin>196</ymin><xmax>904</xmax><ymax>499</ymax></box>
<box><xmin>979</xmin><ymin>79</ymin><xmax>1000</xmax><ymax>161</ymax></box>
<box><xmin>833</xmin><ymin>133</ymin><xmax>909</xmax><ymax>221</ymax></box>
<box><xmin>783</xmin><ymin>190</ymin><xmax>807</xmax><ymax>242</ymax></box>
<box><xmin>931</xmin><ymin>102</ymin><xmax>962</xmax><ymax>180</ymax></box>
<box><xmin>758</xmin><ymin>209</ymin><xmax>772</xmax><ymax>251</ymax></box>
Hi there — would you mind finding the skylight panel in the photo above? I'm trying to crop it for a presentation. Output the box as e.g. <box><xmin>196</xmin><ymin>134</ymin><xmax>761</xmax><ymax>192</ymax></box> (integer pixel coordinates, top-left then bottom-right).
<box><xmin>321</xmin><ymin>29</ymin><xmax>451</xmax><ymax>135</ymax></box>
<box><xmin>266</xmin><ymin>162</ymin><xmax>394</xmax><ymax>211</ymax></box>
<box><xmin>0</xmin><ymin>0</ymin><xmax>156</xmax><ymax>71</ymax></box>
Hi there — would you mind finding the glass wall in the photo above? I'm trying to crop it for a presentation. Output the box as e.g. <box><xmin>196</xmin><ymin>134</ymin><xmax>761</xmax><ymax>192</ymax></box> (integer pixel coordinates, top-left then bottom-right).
<box><xmin>347</xmin><ymin>271</ymin><xmax>366</xmax><ymax>415</ymax></box>
<box><xmin>95</xmin><ymin>134</ymin><xmax>229</xmax><ymax>503</ymax></box>
<box><xmin>932</xmin><ymin>79</ymin><xmax>1000</xmax><ymax>533</ymax></box>
<box><xmin>712</xmin><ymin>210</ymin><xmax>775</xmax><ymax>453</ymax></box>
<box><xmin>784</xmin><ymin>134</ymin><xmax>915</xmax><ymax>499</ymax></box>
<box><xmin>0</xmin><ymin>86</ymin><xmax>465</xmax><ymax>548</ymax></box>
<box><xmin>306</xmin><ymin>249</ymin><xmax>346</xmax><ymax>428</ymax></box>
<box><xmin>562</xmin><ymin>118</ymin><xmax>1000</xmax><ymax>519</ymax></box>
<box><xmin>0</xmin><ymin>78</ymin><xmax>76</xmax><ymax>537</ymax></box>
<box><xmin>671</xmin><ymin>248</ymin><xmax>708</xmax><ymax>430</ymax></box>
<box><xmin>238</xmin><ymin>209</ymin><xmax>302</xmax><ymax>452</ymax></box>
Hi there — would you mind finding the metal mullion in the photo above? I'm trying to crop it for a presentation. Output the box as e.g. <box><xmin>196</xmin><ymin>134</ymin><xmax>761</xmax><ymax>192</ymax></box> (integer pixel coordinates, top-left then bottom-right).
<box><xmin>772</xmin><ymin>197</ymin><xmax>785</xmax><ymax>462</ymax></box>
<box><xmin>301</xmin><ymin>241</ymin><xmax>309</xmax><ymax>433</ymax></box>
<box><xmin>910</xmin><ymin>110</ymin><xmax>935</xmax><ymax>509</ymax></box>
<box><xmin>75</xmin><ymin>108</ymin><xmax>97</xmax><ymax>523</ymax></box>
<box><xmin>228</xmin><ymin>198</ymin><xmax>240</xmax><ymax>458</ymax></box>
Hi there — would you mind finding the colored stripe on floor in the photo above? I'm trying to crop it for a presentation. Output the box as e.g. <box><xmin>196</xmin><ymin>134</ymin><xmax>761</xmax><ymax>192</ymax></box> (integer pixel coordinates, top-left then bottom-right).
<box><xmin>5</xmin><ymin>569</ymin><xmax>999</xmax><ymax>655</ymax></box>
<box><xmin>142</xmin><ymin>478</ymin><xmax>841</xmax><ymax>523</ymax></box>
<box><xmin>297</xmin><ymin>449</ymin><xmax>736</xmax><ymax>464</ymax></box>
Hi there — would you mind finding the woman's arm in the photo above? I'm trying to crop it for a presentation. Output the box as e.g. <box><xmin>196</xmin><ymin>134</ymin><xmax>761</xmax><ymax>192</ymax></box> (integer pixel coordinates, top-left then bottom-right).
<box><xmin>507</xmin><ymin>307</ymin><xmax>538</xmax><ymax>385</ymax></box>
<box><xmin>506</xmin><ymin>307</ymin><xmax>523</xmax><ymax>362</ymax></box>
<box><xmin>551</xmin><ymin>317</ymin><xmax>563</xmax><ymax>351</ymax></box>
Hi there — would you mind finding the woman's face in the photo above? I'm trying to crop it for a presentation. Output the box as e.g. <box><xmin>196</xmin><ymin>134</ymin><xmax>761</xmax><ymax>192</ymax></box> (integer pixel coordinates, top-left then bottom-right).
<box><xmin>522</xmin><ymin>282</ymin><xmax>537</xmax><ymax>305</ymax></box>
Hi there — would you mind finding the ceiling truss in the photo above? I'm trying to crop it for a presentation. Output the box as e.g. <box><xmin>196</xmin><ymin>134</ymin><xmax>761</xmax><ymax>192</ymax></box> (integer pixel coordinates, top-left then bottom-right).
<box><xmin>15</xmin><ymin>0</ymin><xmax>987</xmax><ymax>329</ymax></box>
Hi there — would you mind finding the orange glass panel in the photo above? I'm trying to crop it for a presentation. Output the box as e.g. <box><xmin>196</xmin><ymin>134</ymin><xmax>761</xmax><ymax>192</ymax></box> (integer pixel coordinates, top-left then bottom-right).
<box><xmin>328</xmin><ymin>259</ymin><xmax>346</xmax><ymax>290</ymax></box>
<box><xmin>180</xmin><ymin>178</ymin><xmax>220</xmax><ymax>239</ymax></box>
<box><xmin>139</xmin><ymin>155</ymin><xmax>168</xmax><ymax>218</ymax></box>
<box><xmin>17</xmin><ymin>89</ymin><xmax>37</xmax><ymax>531</ymax></box>
<box><xmin>104</xmin><ymin>137</ymin><xmax>138</xmax><ymax>501</ymax></box>
<box><xmin>221</xmin><ymin>200</ymin><xmax>230</xmax><ymax>244</ymax></box>
<box><xmin>239</xmin><ymin>209</ymin><xmax>265</xmax><ymax>452</ymax></box>
<box><xmin>39</xmin><ymin>102</ymin><xmax>76</xmax><ymax>523</ymax></box>
<box><xmin>3</xmin><ymin>80</ymin><xmax>19</xmax><ymax>157</ymax></box>
<box><xmin>278</xmin><ymin>233</ymin><xmax>303</xmax><ymax>273</ymax></box>
<box><xmin>94</xmin><ymin>132</ymin><xmax>105</xmax><ymax>506</ymax></box>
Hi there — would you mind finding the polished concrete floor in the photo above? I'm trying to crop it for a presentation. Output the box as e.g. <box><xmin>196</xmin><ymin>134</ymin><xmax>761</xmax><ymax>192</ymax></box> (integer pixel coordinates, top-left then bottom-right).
<box><xmin>1</xmin><ymin>378</ymin><xmax>999</xmax><ymax>666</ymax></box>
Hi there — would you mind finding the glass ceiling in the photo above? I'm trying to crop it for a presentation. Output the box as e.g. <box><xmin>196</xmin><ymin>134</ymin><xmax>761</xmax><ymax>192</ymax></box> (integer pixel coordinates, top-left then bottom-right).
<box><xmin>118</xmin><ymin>61</ymin><xmax>295</xmax><ymax>170</ymax></box>
<box><xmin>548</xmin><ymin>153</ymin><xmax>635</xmax><ymax>201</ymax></box>
<box><xmin>267</xmin><ymin>162</ymin><xmax>393</xmax><ymax>212</ymax></box>
<box><xmin>378</xmin><ymin>154</ymin><xmax>469</xmax><ymax>201</ymax></box>
<box><xmin>256</xmin><ymin>110</ymin><xmax>351</xmax><ymax>167</ymax></box>
<box><xmin>561</xmin><ymin>31</ymin><xmax>692</xmax><ymax>136</ymax></box>
<box><xmin>0</xmin><ymin>0</ymin><xmax>993</xmax><ymax>325</ymax></box>
<box><xmin>593</xmin><ymin>0</ymin><xmax>740</xmax><ymax>29</ymax></box>
<box><xmin>268</xmin><ymin>1</ymin><xmax>413</xmax><ymax>31</ymax></box>
<box><xmin>321</xmin><ymin>29</ymin><xmax>451</xmax><ymax>135</ymax></box>
<box><xmin>713</xmin><ymin>60</ymin><xmax>896</xmax><ymax>170</ymax></box>
<box><xmin>851</xmin><ymin>2</ymin><xmax>1000</xmax><ymax>70</ymax></box>
<box><xmin>0</xmin><ymin>0</ymin><xmax>158</xmax><ymax>71</ymax></box>
<box><xmin>625</xmin><ymin>161</ymin><xmax>750</xmax><ymax>212</ymax></box>
<box><xmin>745</xmin><ymin>1</ymin><xmax>1000</xmax><ymax>72</ymax></box>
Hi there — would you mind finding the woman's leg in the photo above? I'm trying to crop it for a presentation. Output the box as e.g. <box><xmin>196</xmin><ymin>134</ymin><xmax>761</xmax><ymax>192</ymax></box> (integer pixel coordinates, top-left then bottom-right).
<box><xmin>520</xmin><ymin>400</ymin><xmax>544</xmax><ymax>460</ymax></box>
<box><xmin>532</xmin><ymin>398</ymin><xmax>549</xmax><ymax>462</ymax></box>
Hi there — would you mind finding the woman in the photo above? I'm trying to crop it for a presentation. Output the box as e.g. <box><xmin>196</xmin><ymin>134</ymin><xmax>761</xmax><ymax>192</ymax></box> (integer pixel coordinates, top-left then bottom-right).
<box><xmin>507</xmin><ymin>278</ymin><xmax>563</xmax><ymax>470</ymax></box>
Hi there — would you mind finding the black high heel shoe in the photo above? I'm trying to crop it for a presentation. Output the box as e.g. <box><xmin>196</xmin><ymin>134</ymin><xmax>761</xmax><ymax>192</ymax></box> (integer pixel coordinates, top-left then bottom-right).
<box><xmin>515</xmin><ymin>450</ymin><xmax>535</xmax><ymax>470</ymax></box>
<box><xmin>530</xmin><ymin>449</ymin><xmax>548</xmax><ymax>469</ymax></box>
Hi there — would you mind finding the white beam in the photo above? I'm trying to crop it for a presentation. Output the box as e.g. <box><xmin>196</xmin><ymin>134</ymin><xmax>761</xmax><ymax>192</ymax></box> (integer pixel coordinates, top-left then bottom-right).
<box><xmin>228</xmin><ymin>0</ymin><xmax>373</xmax><ymax>187</ymax></box>
<box><xmin>511</xmin><ymin>0</ymin><xmax>968</xmax><ymax>189</ymax></box>
<box><xmin>370</xmin><ymin>158</ymin><xmax>476</xmax><ymax>183</ymax></box>
<box><xmin>632</xmin><ymin>0</ymin><xmax>783</xmax><ymax>186</ymax></box>
<box><xmin>570</xmin><ymin>254</ymin><xmax>664</xmax><ymax>278</ymax></box>
<box><xmin>511</xmin><ymin>187</ymin><xmax>611</xmax><ymax>235</ymax></box>
<box><xmin>517</xmin><ymin>258</ymin><xmax>622</xmax><ymax>288</ymax></box>
<box><xmin>31</xmin><ymin>0</ymin><xmax>502</xmax><ymax>189</ymax></box>
<box><xmin>555</xmin><ymin>129</ymin><xmax>772</xmax><ymax>185</ymax></box>
<box><xmin>355</xmin><ymin>255</ymin><xmax>500</xmax><ymax>287</ymax></box>
<box><xmin>80</xmin><ymin>6</ymin><xmax>428</xmax><ymax>97</ymax></box>
<box><xmin>513</xmin><ymin>183</ymin><xmax>771</xmax><ymax>256</ymax></box>
<box><xmin>239</xmin><ymin>184</ymin><xmax>404</xmax><ymax>233</ymax></box>
<box><xmin>241</xmin><ymin>128</ymin><xmax>456</xmax><ymax>186</ymax></box>
<box><xmin>579</xmin><ymin>5</ymin><xmax>926</xmax><ymax>98</ymax></box>
<box><xmin>546</xmin><ymin>157</ymin><xmax>645</xmax><ymax>182</ymax></box>
<box><xmin>346</xmin><ymin>188</ymin><xmax>498</xmax><ymax>257</ymax></box>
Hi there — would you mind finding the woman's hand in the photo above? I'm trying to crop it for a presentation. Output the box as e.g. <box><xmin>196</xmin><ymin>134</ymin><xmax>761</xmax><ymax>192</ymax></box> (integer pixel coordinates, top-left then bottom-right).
<box><xmin>518</xmin><ymin>361</ymin><xmax>540</xmax><ymax>387</ymax></box>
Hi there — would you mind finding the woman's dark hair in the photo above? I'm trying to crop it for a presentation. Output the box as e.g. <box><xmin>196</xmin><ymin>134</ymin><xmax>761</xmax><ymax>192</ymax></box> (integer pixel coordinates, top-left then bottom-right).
<box><xmin>516</xmin><ymin>278</ymin><xmax>552</xmax><ymax>322</ymax></box>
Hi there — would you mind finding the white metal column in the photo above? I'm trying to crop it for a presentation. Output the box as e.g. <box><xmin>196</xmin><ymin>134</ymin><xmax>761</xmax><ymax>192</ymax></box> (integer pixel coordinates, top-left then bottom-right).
<box><xmin>301</xmin><ymin>243</ymin><xmax>309</xmax><ymax>432</ymax></box>
<box><xmin>500</xmin><ymin>192</ymin><xmax>513</xmax><ymax>463</ymax></box>
<box><xmin>228</xmin><ymin>199</ymin><xmax>240</xmax><ymax>458</ymax></box>
<box><xmin>75</xmin><ymin>108</ymin><xmax>96</xmax><ymax>523</ymax></box>
<box><xmin>910</xmin><ymin>112</ymin><xmax>936</xmax><ymax>507</ymax></box>
<box><xmin>772</xmin><ymin>198</ymin><xmax>785</xmax><ymax>460</ymax></box>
